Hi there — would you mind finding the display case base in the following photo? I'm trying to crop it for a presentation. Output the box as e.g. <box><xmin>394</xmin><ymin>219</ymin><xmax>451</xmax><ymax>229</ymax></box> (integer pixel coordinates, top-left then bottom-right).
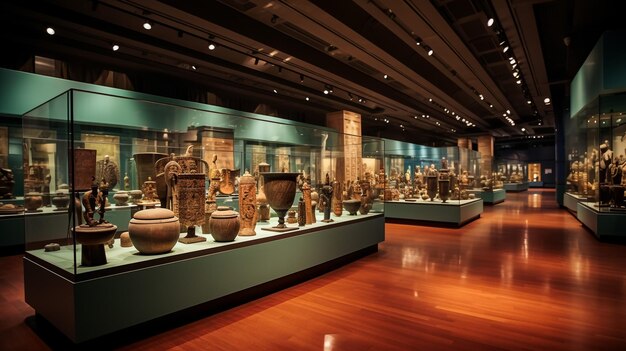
<box><xmin>563</xmin><ymin>192</ymin><xmax>592</xmax><ymax>213</ymax></box>
<box><xmin>384</xmin><ymin>199</ymin><xmax>483</xmax><ymax>227</ymax></box>
<box><xmin>261</xmin><ymin>226</ymin><xmax>299</xmax><ymax>232</ymax></box>
<box><xmin>529</xmin><ymin>181</ymin><xmax>544</xmax><ymax>187</ymax></box>
<box><xmin>467</xmin><ymin>188</ymin><xmax>506</xmax><ymax>205</ymax></box>
<box><xmin>24</xmin><ymin>214</ymin><xmax>384</xmax><ymax>343</ymax></box>
<box><xmin>577</xmin><ymin>202</ymin><xmax>626</xmax><ymax>239</ymax></box>
<box><xmin>503</xmin><ymin>182</ymin><xmax>529</xmax><ymax>192</ymax></box>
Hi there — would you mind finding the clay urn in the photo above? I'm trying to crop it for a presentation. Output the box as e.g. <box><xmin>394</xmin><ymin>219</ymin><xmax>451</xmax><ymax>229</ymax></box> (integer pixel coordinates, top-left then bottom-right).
<box><xmin>113</xmin><ymin>191</ymin><xmax>130</xmax><ymax>206</ymax></box>
<box><xmin>24</xmin><ymin>192</ymin><xmax>43</xmax><ymax>212</ymax></box>
<box><xmin>129</xmin><ymin>208</ymin><xmax>180</xmax><ymax>254</ymax></box>
<box><xmin>129</xmin><ymin>189</ymin><xmax>143</xmax><ymax>203</ymax></box>
<box><xmin>51</xmin><ymin>191</ymin><xmax>70</xmax><ymax>210</ymax></box>
<box><xmin>209</xmin><ymin>206</ymin><xmax>240</xmax><ymax>242</ymax></box>
<box><xmin>343</xmin><ymin>199</ymin><xmax>361</xmax><ymax>215</ymax></box>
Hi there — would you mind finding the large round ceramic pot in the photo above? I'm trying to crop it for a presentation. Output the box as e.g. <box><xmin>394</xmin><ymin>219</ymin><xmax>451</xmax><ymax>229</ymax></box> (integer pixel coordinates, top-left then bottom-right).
<box><xmin>24</xmin><ymin>192</ymin><xmax>43</xmax><ymax>212</ymax></box>
<box><xmin>343</xmin><ymin>199</ymin><xmax>361</xmax><ymax>215</ymax></box>
<box><xmin>426</xmin><ymin>176</ymin><xmax>438</xmax><ymax>201</ymax></box>
<box><xmin>51</xmin><ymin>191</ymin><xmax>70</xmax><ymax>210</ymax></box>
<box><xmin>113</xmin><ymin>191</ymin><xmax>129</xmax><ymax>206</ymax></box>
<box><xmin>260</xmin><ymin>172</ymin><xmax>300</xmax><ymax>232</ymax></box>
<box><xmin>73</xmin><ymin>223</ymin><xmax>117</xmax><ymax>266</ymax></box>
<box><xmin>129</xmin><ymin>208</ymin><xmax>180</xmax><ymax>254</ymax></box>
<box><xmin>209</xmin><ymin>206</ymin><xmax>240</xmax><ymax>242</ymax></box>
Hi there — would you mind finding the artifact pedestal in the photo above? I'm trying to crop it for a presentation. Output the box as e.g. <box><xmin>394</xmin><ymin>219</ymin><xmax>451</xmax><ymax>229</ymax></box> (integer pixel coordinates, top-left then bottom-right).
<box><xmin>73</xmin><ymin>223</ymin><xmax>117</xmax><ymax>266</ymax></box>
<box><xmin>178</xmin><ymin>226</ymin><xmax>207</xmax><ymax>244</ymax></box>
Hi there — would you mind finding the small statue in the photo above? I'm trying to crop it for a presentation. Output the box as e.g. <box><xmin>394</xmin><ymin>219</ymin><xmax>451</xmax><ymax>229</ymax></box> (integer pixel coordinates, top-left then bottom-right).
<box><xmin>81</xmin><ymin>177</ymin><xmax>108</xmax><ymax>226</ymax></box>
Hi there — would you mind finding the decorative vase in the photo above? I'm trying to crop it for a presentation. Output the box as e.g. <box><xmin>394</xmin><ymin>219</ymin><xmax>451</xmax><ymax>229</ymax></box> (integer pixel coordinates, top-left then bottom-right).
<box><xmin>238</xmin><ymin>170</ymin><xmax>258</xmax><ymax>236</ymax></box>
<box><xmin>209</xmin><ymin>206</ymin><xmax>240</xmax><ymax>242</ymax></box>
<box><xmin>113</xmin><ymin>191</ymin><xmax>129</xmax><ymax>206</ymax></box>
<box><xmin>51</xmin><ymin>191</ymin><xmax>70</xmax><ymax>211</ymax></box>
<box><xmin>24</xmin><ymin>192</ymin><xmax>43</xmax><ymax>212</ymax></box>
<box><xmin>343</xmin><ymin>199</ymin><xmax>361</xmax><ymax>215</ymax></box>
<box><xmin>128</xmin><ymin>208</ymin><xmax>180</xmax><ymax>254</ymax></box>
<box><xmin>260</xmin><ymin>172</ymin><xmax>300</xmax><ymax>232</ymax></box>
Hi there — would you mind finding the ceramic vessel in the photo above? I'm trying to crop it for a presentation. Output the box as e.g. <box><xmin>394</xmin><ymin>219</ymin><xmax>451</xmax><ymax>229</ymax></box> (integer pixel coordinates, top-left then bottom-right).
<box><xmin>129</xmin><ymin>189</ymin><xmax>143</xmax><ymax>203</ymax></box>
<box><xmin>238</xmin><ymin>170</ymin><xmax>257</xmax><ymax>235</ymax></box>
<box><xmin>129</xmin><ymin>208</ymin><xmax>180</xmax><ymax>254</ymax></box>
<box><xmin>113</xmin><ymin>191</ymin><xmax>129</xmax><ymax>206</ymax></box>
<box><xmin>343</xmin><ymin>199</ymin><xmax>361</xmax><ymax>215</ymax></box>
<box><xmin>201</xmin><ymin>199</ymin><xmax>217</xmax><ymax>234</ymax></box>
<box><xmin>209</xmin><ymin>206</ymin><xmax>240</xmax><ymax>242</ymax></box>
<box><xmin>219</xmin><ymin>168</ymin><xmax>240</xmax><ymax>195</ymax></box>
<box><xmin>24</xmin><ymin>192</ymin><xmax>43</xmax><ymax>212</ymax></box>
<box><xmin>51</xmin><ymin>191</ymin><xmax>70</xmax><ymax>210</ymax></box>
<box><xmin>260</xmin><ymin>172</ymin><xmax>300</xmax><ymax>231</ymax></box>
<box><xmin>256</xmin><ymin>190</ymin><xmax>270</xmax><ymax>222</ymax></box>
<box><xmin>73</xmin><ymin>223</ymin><xmax>117</xmax><ymax>266</ymax></box>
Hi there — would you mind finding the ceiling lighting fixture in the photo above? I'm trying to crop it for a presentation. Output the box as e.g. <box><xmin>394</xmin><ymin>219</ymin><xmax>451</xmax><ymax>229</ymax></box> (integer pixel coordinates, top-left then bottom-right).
<box><xmin>521</xmin><ymin>127</ymin><xmax>526</xmax><ymax>132</ymax></box>
<box><xmin>426</xmin><ymin>46</ymin><xmax>434</xmax><ymax>56</ymax></box>
<box><xmin>507</xmin><ymin>110</ymin><xmax>511</xmax><ymax>114</ymax></box>
<box><xmin>46</xmin><ymin>27</ymin><xmax>55</xmax><ymax>35</ymax></box>
<box><xmin>300</xmin><ymin>74</ymin><xmax>304</xmax><ymax>83</ymax></box>
<box><xmin>305</xmin><ymin>97</ymin><xmax>310</xmax><ymax>101</ymax></box>
<box><xmin>428</xmin><ymin>98</ymin><xmax>432</xmax><ymax>102</ymax></box>
<box><xmin>383</xmin><ymin>74</ymin><xmax>388</xmax><ymax>79</ymax></box>
<box><xmin>527</xmin><ymin>100</ymin><xmax>532</xmax><ymax>104</ymax></box>
<box><xmin>143</xmin><ymin>20</ymin><xmax>152</xmax><ymax>30</ymax></box>
<box><xmin>544</xmin><ymin>97</ymin><xmax>551</xmax><ymax>104</ymax></box>
<box><xmin>273</xmin><ymin>89</ymin><xmax>278</xmax><ymax>94</ymax></box>
<box><xmin>487</xmin><ymin>18</ymin><xmax>494</xmax><ymax>27</ymax></box>
<box><xmin>513</xmin><ymin>72</ymin><xmax>519</xmax><ymax>78</ymax></box>
<box><xmin>503</xmin><ymin>46</ymin><xmax>509</xmax><ymax>53</ymax></box>
<box><xmin>208</xmin><ymin>43</ymin><xmax>216</xmax><ymax>50</ymax></box>
<box><xmin>479</xmin><ymin>94</ymin><xmax>484</xmax><ymax>100</ymax></box>
<box><xmin>254</xmin><ymin>57</ymin><xmax>259</xmax><ymax>65</ymax></box>
<box><xmin>112</xmin><ymin>44</ymin><xmax>119</xmax><ymax>51</ymax></box>
<box><xmin>271</xmin><ymin>14</ymin><xmax>279</xmax><ymax>24</ymax></box>
<box><xmin>489</xmin><ymin>104</ymin><xmax>493</xmax><ymax>108</ymax></box>
<box><xmin>415</xmin><ymin>36</ymin><xmax>422</xmax><ymax>46</ymax></box>
<box><xmin>516</xmin><ymin>80</ymin><xmax>522</xmax><ymax>84</ymax></box>
<box><xmin>191</xmin><ymin>65</ymin><xmax>197</xmax><ymax>70</ymax></box>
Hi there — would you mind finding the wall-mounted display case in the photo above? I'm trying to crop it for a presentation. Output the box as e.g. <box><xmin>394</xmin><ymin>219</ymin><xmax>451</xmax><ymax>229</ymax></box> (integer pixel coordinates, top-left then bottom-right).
<box><xmin>528</xmin><ymin>163</ymin><xmax>543</xmax><ymax>187</ymax></box>
<box><xmin>564</xmin><ymin>93</ymin><xmax>626</xmax><ymax>237</ymax></box>
<box><xmin>380</xmin><ymin>140</ymin><xmax>483</xmax><ymax>226</ymax></box>
<box><xmin>21</xmin><ymin>89</ymin><xmax>385</xmax><ymax>342</ymax></box>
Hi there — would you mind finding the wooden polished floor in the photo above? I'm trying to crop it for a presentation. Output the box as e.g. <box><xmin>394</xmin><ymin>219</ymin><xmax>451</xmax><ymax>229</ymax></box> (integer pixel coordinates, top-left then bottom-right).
<box><xmin>2</xmin><ymin>189</ymin><xmax>626</xmax><ymax>350</ymax></box>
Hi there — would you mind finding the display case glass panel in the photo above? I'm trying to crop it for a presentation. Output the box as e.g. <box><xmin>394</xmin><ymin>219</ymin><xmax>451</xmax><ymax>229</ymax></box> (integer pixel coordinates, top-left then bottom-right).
<box><xmin>495</xmin><ymin>159</ymin><xmax>528</xmax><ymax>184</ymax></box>
<box><xmin>565</xmin><ymin>93</ymin><xmax>626</xmax><ymax>211</ymax></box>
<box><xmin>382</xmin><ymin>139</ymin><xmax>482</xmax><ymax>204</ymax></box>
<box><xmin>21</xmin><ymin>89</ymin><xmax>384</xmax><ymax>278</ymax></box>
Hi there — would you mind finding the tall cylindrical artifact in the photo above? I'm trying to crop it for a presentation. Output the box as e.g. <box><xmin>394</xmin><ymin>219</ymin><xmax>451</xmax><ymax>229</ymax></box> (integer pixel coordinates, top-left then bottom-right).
<box><xmin>238</xmin><ymin>170</ymin><xmax>258</xmax><ymax>236</ymax></box>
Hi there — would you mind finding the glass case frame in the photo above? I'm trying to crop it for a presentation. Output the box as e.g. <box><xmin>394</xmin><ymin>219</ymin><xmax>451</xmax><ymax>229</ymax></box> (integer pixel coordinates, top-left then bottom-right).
<box><xmin>21</xmin><ymin>89</ymin><xmax>385</xmax><ymax>278</ymax></box>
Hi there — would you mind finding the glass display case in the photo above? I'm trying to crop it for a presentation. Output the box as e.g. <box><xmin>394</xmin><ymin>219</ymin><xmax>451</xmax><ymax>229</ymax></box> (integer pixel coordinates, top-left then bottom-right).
<box><xmin>528</xmin><ymin>163</ymin><xmax>542</xmax><ymax>186</ymax></box>
<box><xmin>496</xmin><ymin>159</ymin><xmax>529</xmax><ymax>192</ymax></box>
<box><xmin>22</xmin><ymin>89</ymin><xmax>385</xmax><ymax>342</ymax></box>
<box><xmin>565</xmin><ymin>93</ymin><xmax>626</xmax><ymax>218</ymax></box>
<box><xmin>381</xmin><ymin>139</ymin><xmax>483</xmax><ymax>226</ymax></box>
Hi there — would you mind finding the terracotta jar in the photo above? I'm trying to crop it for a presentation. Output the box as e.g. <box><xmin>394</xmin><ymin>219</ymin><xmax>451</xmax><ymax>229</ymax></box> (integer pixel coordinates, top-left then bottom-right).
<box><xmin>51</xmin><ymin>191</ymin><xmax>70</xmax><ymax>210</ymax></box>
<box><xmin>113</xmin><ymin>191</ymin><xmax>129</xmax><ymax>206</ymax></box>
<box><xmin>24</xmin><ymin>192</ymin><xmax>43</xmax><ymax>212</ymax></box>
<box><xmin>209</xmin><ymin>206</ymin><xmax>240</xmax><ymax>242</ymax></box>
<box><xmin>343</xmin><ymin>199</ymin><xmax>361</xmax><ymax>215</ymax></box>
<box><xmin>129</xmin><ymin>189</ymin><xmax>143</xmax><ymax>203</ymax></box>
<box><xmin>128</xmin><ymin>208</ymin><xmax>180</xmax><ymax>254</ymax></box>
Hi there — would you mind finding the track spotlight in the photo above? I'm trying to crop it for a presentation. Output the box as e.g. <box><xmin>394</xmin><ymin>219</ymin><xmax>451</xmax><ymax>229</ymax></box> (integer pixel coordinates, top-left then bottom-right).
<box><xmin>143</xmin><ymin>20</ymin><xmax>152</xmax><ymax>30</ymax></box>
<box><xmin>208</xmin><ymin>43</ymin><xmax>216</xmax><ymax>50</ymax></box>
<box><xmin>487</xmin><ymin>18</ymin><xmax>494</xmax><ymax>27</ymax></box>
<box><xmin>426</xmin><ymin>46</ymin><xmax>434</xmax><ymax>56</ymax></box>
<box><xmin>383</xmin><ymin>74</ymin><xmax>388</xmax><ymax>79</ymax></box>
<box><xmin>271</xmin><ymin>14</ymin><xmax>279</xmax><ymax>24</ymax></box>
<box><xmin>278</xmin><ymin>66</ymin><xmax>282</xmax><ymax>73</ymax></box>
<box><xmin>300</xmin><ymin>74</ymin><xmax>304</xmax><ymax>83</ymax></box>
<box><xmin>46</xmin><ymin>27</ymin><xmax>55</xmax><ymax>35</ymax></box>
<box><xmin>503</xmin><ymin>46</ymin><xmax>509</xmax><ymax>53</ymax></box>
<box><xmin>273</xmin><ymin>89</ymin><xmax>278</xmax><ymax>94</ymax></box>
<box><xmin>415</xmin><ymin>37</ymin><xmax>422</xmax><ymax>46</ymax></box>
<box><xmin>305</xmin><ymin>97</ymin><xmax>310</xmax><ymax>101</ymax></box>
<box><xmin>112</xmin><ymin>44</ymin><xmax>119</xmax><ymax>51</ymax></box>
<box><xmin>254</xmin><ymin>57</ymin><xmax>259</xmax><ymax>65</ymax></box>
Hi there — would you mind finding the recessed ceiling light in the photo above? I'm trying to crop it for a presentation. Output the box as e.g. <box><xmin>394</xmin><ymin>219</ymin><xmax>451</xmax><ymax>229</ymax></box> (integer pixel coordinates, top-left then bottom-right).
<box><xmin>383</xmin><ymin>74</ymin><xmax>388</xmax><ymax>79</ymax></box>
<box><xmin>112</xmin><ymin>44</ymin><xmax>120</xmax><ymax>51</ymax></box>
<box><xmin>487</xmin><ymin>18</ymin><xmax>494</xmax><ymax>27</ymax></box>
<box><xmin>143</xmin><ymin>20</ymin><xmax>152</xmax><ymax>30</ymax></box>
<box><xmin>46</xmin><ymin>27</ymin><xmax>55</xmax><ymax>35</ymax></box>
<box><xmin>273</xmin><ymin>89</ymin><xmax>278</xmax><ymax>94</ymax></box>
<box><xmin>521</xmin><ymin>127</ymin><xmax>526</xmax><ymax>132</ymax></box>
<box><xmin>506</xmin><ymin>110</ymin><xmax>511</xmax><ymax>114</ymax></box>
<box><xmin>305</xmin><ymin>97</ymin><xmax>310</xmax><ymax>101</ymax></box>
<box><xmin>503</xmin><ymin>46</ymin><xmax>509</xmax><ymax>53</ymax></box>
<box><xmin>324</xmin><ymin>89</ymin><xmax>329</xmax><ymax>95</ymax></box>
<box><xmin>208</xmin><ymin>43</ymin><xmax>216</xmax><ymax>50</ymax></box>
<box><xmin>527</xmin><ymin>100</ymin><xmax>532</xmax><ymax>104</ymax></box>
<box><xmin>544</xmin><ymin>97</ymin><xmax>551</xmax><ymax>104</ymax></box>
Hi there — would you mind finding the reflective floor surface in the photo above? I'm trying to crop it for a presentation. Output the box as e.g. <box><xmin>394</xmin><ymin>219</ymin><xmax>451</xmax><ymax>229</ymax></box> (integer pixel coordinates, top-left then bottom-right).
<box><xmin>1</xmin><ymin>189</ymin><xmax>626</xmax><ymax>350</ymax></box>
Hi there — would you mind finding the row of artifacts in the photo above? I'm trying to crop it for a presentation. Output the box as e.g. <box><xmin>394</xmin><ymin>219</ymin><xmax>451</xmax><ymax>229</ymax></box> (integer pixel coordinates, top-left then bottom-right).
<box><xmin>45</xmin><ymin>146</ymin><xmax>380</xmax><ymax>267</ymax></box>
<box><xmin>566</xmin><ymin>141</ymin><xmax>626</xmax><ymax>208</ymax></box>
